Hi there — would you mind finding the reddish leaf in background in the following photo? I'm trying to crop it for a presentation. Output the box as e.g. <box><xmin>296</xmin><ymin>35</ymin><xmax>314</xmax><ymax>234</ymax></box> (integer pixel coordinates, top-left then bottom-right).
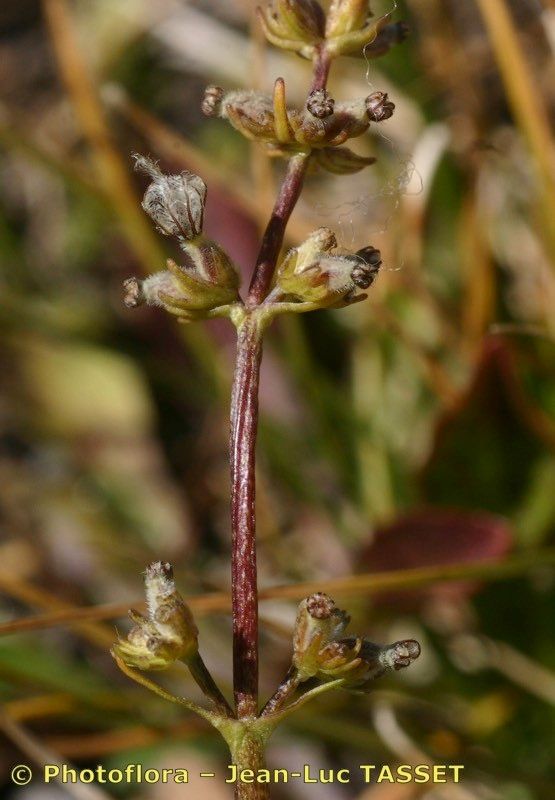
<box><xmin>359</xmin><ymin>508</ymin><xmax>513</xmax><ymax>604</ymax></box>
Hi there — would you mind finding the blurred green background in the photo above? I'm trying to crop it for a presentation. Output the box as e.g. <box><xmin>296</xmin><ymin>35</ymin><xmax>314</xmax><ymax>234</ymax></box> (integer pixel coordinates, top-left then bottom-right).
<box><xmin>1</xmin><ymin>1</ymin><xmax>555</xmax><ymax>798</ymax></box>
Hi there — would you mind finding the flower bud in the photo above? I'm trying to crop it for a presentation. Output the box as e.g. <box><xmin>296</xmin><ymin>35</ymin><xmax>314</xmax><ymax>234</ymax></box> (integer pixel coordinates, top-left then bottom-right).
<box><xmin>276</xmin><ymin>229</ymin><xmax>381</xmax><ymax>307</ymax></box>
<box><xmin>293</xmin><ymin>226</ymin><xmax>338</xmax><ymax>263</ymax></box>
<box><xmin>338</xmin><ymin>638</ymin><xmax>421</xmax><ymax>689</ymax></box>
<box><xmin>292</xmin><ymin>593</ymin><xmax>350</xmax><ymax>680</ymax></box>
<box><xmin>306</xmin><ymin>89</ymin><xmax>335</xmax><ymax>119</ymax></box>
<box><xmin>365</xmin><ymin>91</ymin><xmax>395</xmax><ymax>122</ymax></box>
<box><xmin>351</xmin><ymin>246</ymin><xmax>382</xmax><ymax>288</ymax></box>
<box><xmin>257</xmin><ymin>0</ymin><xmax>325</xmax><ymax>58</ymax></box>
<box><xmin>325</xmin><ymin>8</ymin><xmax>392</xmax><ymax>57</ymax></box>
<box><xmin>217</xmin><ymin>84</ymin><xmax>381</xmax><ymax>161</ymax></box>
<box><xmin>201</xmin><ymin>85</ymin><xmax>224</xmax><ymax>117</ymax></box>
<box><xmin>291</xmin><ymin>592</ymin><xmax>421</xmax><ymax>688</ymax></box>
<box><xmin>134</xmin><ymin>155</ymin><xmax>206</xmax><ymax>241</ymax></box>
<box><xmin>113</xmin><ymin>561</ymin><xmax>198</xmax><ymax>670</ymax></box>
<box><xmin>325</xmin><ymin>0</ymin><xmax>371</xmax><ymax>39</ymax></box>
<box><xmin>123</xmin><ymin>241</ymin><xmax>240</xmax><ymax>321</ymax></box>
<box><xmin>123</xmin><ymin>277</ymin><xmax>144</xmax><ymax>309</ymax></box>
<box><xmin>295</xmin><ymin>98</ymin><xmax>369</xmax><ymax>147</ymax></box>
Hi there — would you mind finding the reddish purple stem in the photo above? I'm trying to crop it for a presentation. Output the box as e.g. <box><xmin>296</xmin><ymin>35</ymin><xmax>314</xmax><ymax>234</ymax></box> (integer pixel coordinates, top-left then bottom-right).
<box><xmin>309</xmin><ymin>45</ymin><xmax>331</xmax><ymax>93</ymax></box>
<box><xmin>247</xmin><ymin>155</ymin><xmax>308</xmax><ymax>306</ymax></box>
<box><xmin>230</xmin><ymin>317</ymin><xmax>263</xmax><ymax>717</ymax></box>
<box><xmin>231</xmin><ymin>46</ymin><xmax>331</xmax><ymax>720</ymax></box>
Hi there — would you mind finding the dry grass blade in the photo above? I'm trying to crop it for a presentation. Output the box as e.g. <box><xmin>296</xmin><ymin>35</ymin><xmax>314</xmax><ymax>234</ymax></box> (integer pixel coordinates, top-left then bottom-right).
<box><xmin>43</xmin><ymin>719</ymin><xmax>206</xmax><ymax>758</ymax></box>
<box><xmin>485</xmin><ymin>638</ymin><xmax>555</xmax><ymax>705</ymax></box>
<box><xmin>474</xmin><ymin>0</ymin><xmax>555</xmax><ymax>258</ymax></box>
<box><xmin>0</xmin><ymin>106</ymin><xmax>104</xmax><ymax>201</ymax></box>
<box><xmin>261</xmin><ymin>549</ymin><xmax>555</xmax><ymax>602</ymax></box>
<box><xmin>3</xmin><ymin>694</ymin><xmax>77</xmax><ymax>722</ymax></box>
<box><xmin>0</xmin><ymin>574</ymin><xmax>115</xmax><ymax>647</ymax></box>
<box><xmin>1</xmin><ymin>550</ymin><xmax>553</xmax><ymax>637</ymax></box>
<box><xmin>459</xmin><ymin>191</ymin><xmax>495</xmax><ymax>359</ymax></box>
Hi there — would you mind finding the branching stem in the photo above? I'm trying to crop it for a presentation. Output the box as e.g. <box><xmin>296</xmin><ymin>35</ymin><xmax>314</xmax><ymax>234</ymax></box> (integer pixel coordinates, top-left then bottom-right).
<box><xmin>230</xmin><ymin>32</ymin><xmax>332</xmax><ymax>742</ymax></box>
<box><xmin>188</xmin><ymin>654</ymin><xmax>235</xmax><ymax>718</ymax></box>
<box><xmin>247</xmin><ymin>154</ymin><xmax>309</xmax><ymax>306</ymax></box>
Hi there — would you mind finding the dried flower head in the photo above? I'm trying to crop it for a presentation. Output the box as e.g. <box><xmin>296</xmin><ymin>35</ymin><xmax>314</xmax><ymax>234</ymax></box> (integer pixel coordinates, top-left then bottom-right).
<box><xmin>113</xmin><ymin>562</ymin><xmax>198</xmax><ymax>670</ymax></box>
<box><xmin>124</xmin><ymin>243</ymin><xmax>240</xmax><ymax>322</ymax></box>
<box><xmin>306</xmin><ymin>89</ymin><xmax>335</xmax><ymax>119</ymax></box>
<box><xmin>340</xmin><ymin>638</ymin><xmax>422</xmax><ymax>689</ymax></box>
<box><xmin>257</xmin><ymin>0</ymin><xmax>325</xmax><ymax>59</ymax></box>
<box><xmin>134</xmin><ymin>155</ymin><xmax>207</xmax><ymax>242</ymax></box>
<box><xmin>291</xmin><ymin>593</ymin><xmax>421</xmax><ymax>687</ymax></box>
<box><xmin>293</xmin><ymin>592</ymin><xmax>350</xmax><ymax>680</ymax></box>
<box><xmin>218</xmin><ymin>86</ymin><xmax>367</xmax><ymax>146</ymax></box>
<box><xmin>201</xmin><ymin>85</ymin><xmax>224</xmax><ymax>117</ymax></box>
<box><xmin>366</xmin><ymin>91</ymin><xmax>395</xmax><ymax>122</ymax></box>
<box><xmin>325</xmin><ymin>3</ymin><xmax>393</xmax><ymax>57</ymax></box>
<box><xmin>215</xmin><ymin>82</ymin><xmax>378</xmax><ymax>175</ymax></box>
<box><xmin>257</xmin><ymin>0</ymin><xmax>407</xmax><ymax>60</ymax></box>
<box><xmin>275</xmin><ymin>228</ymin><xmax>381</xmax><ymax>306</ymax></box>
<box><xmin>351</xmin><ymin>246</ymin><xmax>382</xmax><ymax>288</ymax></box>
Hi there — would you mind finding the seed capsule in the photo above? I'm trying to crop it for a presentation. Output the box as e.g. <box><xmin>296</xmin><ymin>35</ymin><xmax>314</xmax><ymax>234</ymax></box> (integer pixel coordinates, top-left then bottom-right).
<box><xmin>201</xmin><ymin>85</ymin><xmax>224</xmax><ymax>117</ymax></box>
<box><xmin>306</xmin><ymin>89</ymin><xmax>335</xmax><ymax>119</ymax></box>
<box><xmin>351</xmin><ymin>246</ymin><xmax>382</xmax><ymax>288</ymax></box>
<box><xmin>293</xmin><ymin>592</ymin><xmax>351</xmax><ymax>680</ymax></box>
<box><xmin>123</xmin><ymin>277</ymin><xmax>144</xmax><ymax>308</ymax></box>
<box><xmin>257</xmin><ymin>0</ymin><xmax>325</xmax><ymax>58</ymax></box>
<box><xmin>342</xmin><ymin>638</ymin><xmax>421</xmax><ymax>689</ymax></box>
<box><xmin>123</xmin><ymin>242</ymin><xmax>240</xmax><ymax>322</ymax></box>
<box><xmin>290</xmin><ymin>591</ymin><xmax>421</xmax><ymax>688</ymax></box>
<box><xmin>325</xmin><ymin>0</ymin><xmax>371</xmax><ymax>39</ymax></box>
<box><xmin>113</xmin><ymin>561</ymin><xmax>199</xmax><ymax>671</ymax></box>
<box><xmin>366</xmin><ymin>92</ymin><xmax>395</xmax><ymax>122</ymax></box>
<box><xmin>134</xmin><ymin>155</ymin><xmax>207</xmax><ymax>241</ymax></box>
<box><xmin>275</xmin><ymin>229</ymin><xmax>382</xmax><ymax>307</ymax></box>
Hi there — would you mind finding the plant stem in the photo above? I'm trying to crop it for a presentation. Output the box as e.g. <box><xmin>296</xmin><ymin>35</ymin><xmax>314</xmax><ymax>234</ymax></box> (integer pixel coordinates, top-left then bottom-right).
<box><xmin>309</xmin><ymin>45</ymin><xmax>332</xmax><ymax>93</ymax></box>
<box><xmin>230</xmin><ymin>728</ymin><xmax>270</xmax><ymax>800</ymax></box>
<box><xmin>232</xmin><ymin>44</ymin><xmax>334</xmax><ymax>727</ymax></box>
<box><xmin>112</xmin><ymin>654</ymin><xmax>218</xmax><ymax>726</ymax></box>
<box><xmin>260</xmin><ymin>667</ymin><xmax>301</xmax><ymax>716</ymax></box>
<box><xmin>188</xmin><ymin>654</ymin><xmax>235</xmax><ymax>718</ymax></box>
<box><xmin>247</xmin><ymin>154</ymin><xmax>309</xmax><ymax>305</ymax></box>
<box><xmin>230</xmin><ymin>314</ymin><xmax>265</xmax><ymax>718</ymax></box>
